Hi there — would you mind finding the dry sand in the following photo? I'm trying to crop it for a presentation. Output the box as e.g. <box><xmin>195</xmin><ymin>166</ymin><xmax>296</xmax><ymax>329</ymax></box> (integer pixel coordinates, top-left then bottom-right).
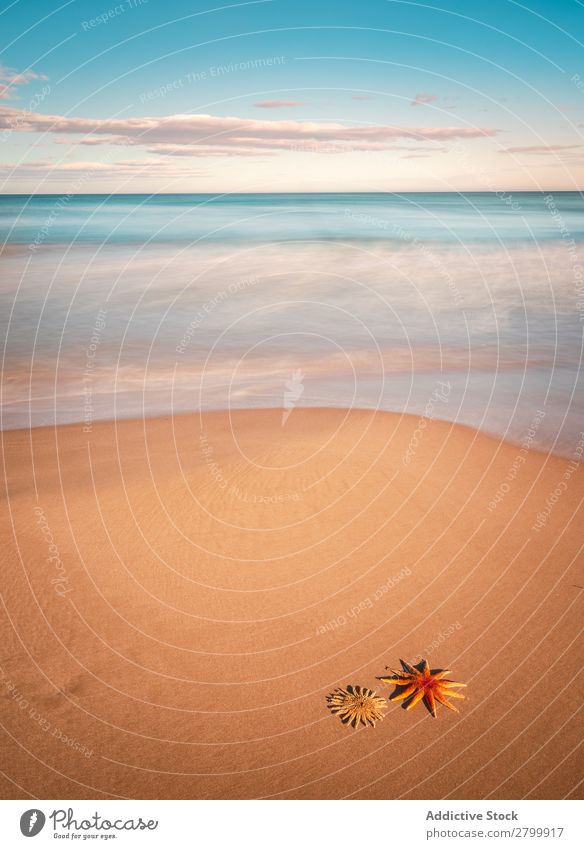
<box><xmin>0</xmin><ymin>408</ymin><xmax>582</xmax><ymax>799</ymax></box>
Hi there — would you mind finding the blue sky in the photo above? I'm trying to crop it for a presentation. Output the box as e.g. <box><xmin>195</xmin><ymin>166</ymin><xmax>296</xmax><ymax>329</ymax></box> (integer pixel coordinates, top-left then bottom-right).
<box><xmin>1</xmin><ymin>0</ymin><xmax>583</xmax><ymax>191</ymax></box>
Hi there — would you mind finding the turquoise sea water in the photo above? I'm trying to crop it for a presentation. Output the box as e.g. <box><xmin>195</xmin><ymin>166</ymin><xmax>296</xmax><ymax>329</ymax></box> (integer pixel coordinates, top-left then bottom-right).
<box><xmin>1</xmin><ymin>192</ymin><xmax>583</xmax><ymax>456</ymax></box>
<box><xmin>2</xmin><ymin>192</ymin><xmax>584</xmax><ymax>245</ymax></box>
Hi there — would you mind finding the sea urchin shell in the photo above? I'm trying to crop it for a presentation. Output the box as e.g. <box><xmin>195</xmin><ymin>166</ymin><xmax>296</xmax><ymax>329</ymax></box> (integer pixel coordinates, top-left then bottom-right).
<box><xmin>326</xmin><ymin>684</ymin><xmax>387</xmax><ymax>728</ymax></box>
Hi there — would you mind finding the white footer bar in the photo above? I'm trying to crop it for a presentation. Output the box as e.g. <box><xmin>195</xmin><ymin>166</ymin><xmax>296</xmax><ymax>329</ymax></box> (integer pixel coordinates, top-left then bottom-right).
<box><xmin>0</xmin><ymin>799</ymin><xmax>581</xmax><ymax>848</ymax></box>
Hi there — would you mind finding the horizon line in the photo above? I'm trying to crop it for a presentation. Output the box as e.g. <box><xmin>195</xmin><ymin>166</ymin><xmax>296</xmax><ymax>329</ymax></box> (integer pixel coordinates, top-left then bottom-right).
<box><xmin>1</xmin><ymin>189</ymin><xmax>583</xmax><ymax>197</ymax></box>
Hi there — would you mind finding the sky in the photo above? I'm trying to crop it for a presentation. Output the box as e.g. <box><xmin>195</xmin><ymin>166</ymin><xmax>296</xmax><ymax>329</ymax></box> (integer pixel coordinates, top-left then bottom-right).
<box><xmin>0</xmin><ymin>0</ymin><xmax>583</xmax><ymax>192</ymax></box>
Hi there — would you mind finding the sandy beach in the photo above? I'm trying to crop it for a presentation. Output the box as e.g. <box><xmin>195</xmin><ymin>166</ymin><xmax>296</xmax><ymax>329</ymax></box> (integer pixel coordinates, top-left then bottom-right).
<box><xmin>1</xmin><ymin>407</ymin><xmax>582</xmax><ymax>800</ymax></box>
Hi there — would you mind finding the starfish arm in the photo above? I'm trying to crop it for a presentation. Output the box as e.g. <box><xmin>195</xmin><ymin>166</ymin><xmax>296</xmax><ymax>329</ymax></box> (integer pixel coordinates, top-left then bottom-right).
<box><xmin>421</xmin><ymin>659</ymin><xmax>430</xmax><ymax>675</ymax></box>
<box><xmin>424</xmin><ymin>690</ymin><xmax>437</xmax><ymax>717</ymax></box>
<box><xmin>377</xmin><ymin>675</ymin><xmax>409</xmax><ymax>685</ymax></box>
<box><xmin>389</xmin><ymin>684</ymin><xmax>418</xmax><ymax>701</ymax></box>
<box><xmin>404</xmin><ymin>688</ymin><xmax>426</xmax><ymax>711</ymax></box>
<box><xmin>434</xmin><ymin>691</ymin><xmax>459</xmax><ymax>712</ymax></box>
<box><xmin>440</xmin><ymin>681</ymin><xmax>467</xmax><ymax>689</ymax></box>
<box><xmin>440</xmin><ymin>689</ymin><xmax>465</xmax><ymax>700</ymax></box>
<box><xmin>400</xmin><ymin>659</ymin><xmax>418</xmax><ymax>674</ymax></box>
<box><xmin>432</xmin><ymin>670</ymin><xmax>453</xmax><ymax>679</ymax></box>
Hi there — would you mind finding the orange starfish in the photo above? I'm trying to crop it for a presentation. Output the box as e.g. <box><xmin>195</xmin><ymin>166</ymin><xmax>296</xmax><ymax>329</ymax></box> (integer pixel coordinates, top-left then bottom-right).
<box><xmin>377</xmin><ymin>659</ymin><xmax>466</xmax><ymax>718</ymax></box>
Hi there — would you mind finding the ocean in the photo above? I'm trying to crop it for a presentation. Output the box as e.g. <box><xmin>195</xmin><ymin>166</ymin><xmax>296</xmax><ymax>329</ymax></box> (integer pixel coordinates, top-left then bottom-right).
<box><xmin>1</xmin><ymin>192</ymin><xmax>583</xmax><ymax>457</ymax></box>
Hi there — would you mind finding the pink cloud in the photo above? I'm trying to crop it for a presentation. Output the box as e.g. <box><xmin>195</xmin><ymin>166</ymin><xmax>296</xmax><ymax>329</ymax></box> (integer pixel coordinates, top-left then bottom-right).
<box><xmin>498</xmin><ymin>144</ymin><xmax>583</xmax><ymax>154</ymax></box>
<box><xmin>253</xmin><ymin>100</ymin><xmax>305</xmax><ymax>108</ymax></box>
<box><xmin>0</xmin><ymin>107</ymin><xmax>498</xmax><ymax>158</ymax></box>
<box><xmin>0</xmin><ymin>65</ymin><xmax>48</xmax><ymax>100</ymax></box>
<box><xmin>54</xmin><ymin>137</ymin><xmax>273</xmax><ymax>157</ymax></box>
<box><xmin>411</xmin><ymin>92</ymin><xmax>438</xmax><ymax>107</ymax></box>
<box><xmin>0</xmin><ymin>158</ymin><xmax>206</xmax><ymax>179</ymax></box>
<box><xmin>145</xmin><ymin>143</ymin><xmax>276</xmax><ymax>157</ymax></box>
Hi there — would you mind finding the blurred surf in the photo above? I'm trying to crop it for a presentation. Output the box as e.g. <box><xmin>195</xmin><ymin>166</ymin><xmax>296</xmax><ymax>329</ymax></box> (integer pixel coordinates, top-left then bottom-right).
<box><xmin>1</xmin><ymin>192</ymin><xmax>583</xmax><ymax>457</ymax></box>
